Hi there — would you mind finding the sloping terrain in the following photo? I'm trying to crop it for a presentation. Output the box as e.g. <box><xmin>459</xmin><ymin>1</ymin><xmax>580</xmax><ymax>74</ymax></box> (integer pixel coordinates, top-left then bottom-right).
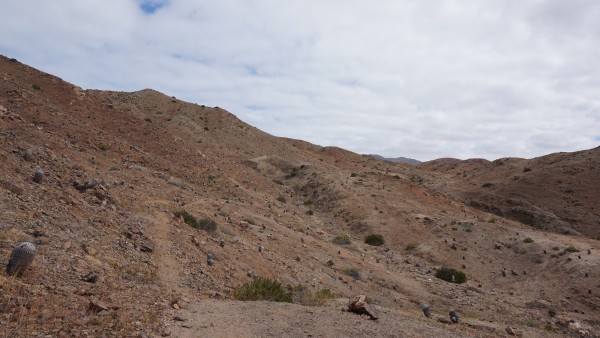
<box><xmin>419</xmin><ymin>150</ymin><xmax>600</xmax><ymax>239</ymax></box>
<box><xmin>1</xmin><ymin>55</ymin><xmax>598</xmax><ymax>337</ymax></box>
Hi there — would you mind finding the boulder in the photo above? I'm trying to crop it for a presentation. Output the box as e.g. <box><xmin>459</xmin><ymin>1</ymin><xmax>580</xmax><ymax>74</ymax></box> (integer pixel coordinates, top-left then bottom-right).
<box><xmin>348</xmin><ymin>295</ymin><xmax>379</xmax><ymax>320</ymax></box>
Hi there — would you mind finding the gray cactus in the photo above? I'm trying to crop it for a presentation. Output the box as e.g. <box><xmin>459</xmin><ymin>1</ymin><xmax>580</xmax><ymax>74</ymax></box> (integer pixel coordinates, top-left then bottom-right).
<box><xmin>421</xmin><ymin>303</ymin><xmax>431</xmax><ymax>318</ymax></box>
<box><xmin>449</xmin><ymin>309</ymin><xmax>459</xmax><ymax>324</ymax></box>
<box><xmin>6</xmin><ymin>242</ymin><xmax>36</xmax><ymax>277</ymax></box>
<box><xmin>33</xmin><ymin>169</ymin><xmax>44</xmax><ymax>183</ymax></box>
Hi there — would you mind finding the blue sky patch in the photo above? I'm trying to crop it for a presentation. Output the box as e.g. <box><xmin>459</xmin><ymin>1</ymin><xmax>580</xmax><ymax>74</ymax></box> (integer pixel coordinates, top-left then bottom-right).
<box><xmin>140</xmin><ymin>0</ymin><xmax>167</xmax><ymax>14</ymax></box>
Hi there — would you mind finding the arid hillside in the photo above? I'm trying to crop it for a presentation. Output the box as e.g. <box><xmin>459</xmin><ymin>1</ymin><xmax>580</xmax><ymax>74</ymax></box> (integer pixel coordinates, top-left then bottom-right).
<box><xmin>1</xmin><ymin>55</ymin><xmax>598</xmax><ymax>337</ymax></box>
<box><xmin>419</xmin><ymin>149</ymin><xmax>600</xmax><ymax>239</ymax></box>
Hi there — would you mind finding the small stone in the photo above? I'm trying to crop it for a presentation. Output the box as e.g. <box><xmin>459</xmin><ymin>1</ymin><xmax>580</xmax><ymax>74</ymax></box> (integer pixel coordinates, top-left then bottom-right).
<box><xmin>33</xmin><ymin>169</ymin><xmax>44</xmax><ymax>183</ymax></box>
<box><xmin>505</xmin><ymin>326</ymin><xmax>517</xmax><ymax>335</ymax></box>
<box><xmin>219</xmin><ymin>239</ymin><xmax>225</xmax><ymax>247</ymax></box>
<box><xmin>295</xmin><ymin>255</ymin><xmax>301</xmax><ymax>262</ymax></box>
<box><xmin>326</xmin><ymin>259</ymin><xmax>334</xmax><ymax>267</ymax></box>
<box><xmin>258</xmin><ymin>245</ymin><xmax>264</xmax><ymax>252</ymax></box>
<box><xmin>81</xmin><ymin>272</ymin><xmax>98</xmax><ymax>283</ymax></box>
<box><xmin>88</xmin><ymin>299</ymin><xmax>108</xmax><ymax>313</ymax></box>
<box><xmin>140</xmin><ymin>239</ymin><xmax>154</xmax><ymax>253</ymax></box>
<box><xmin>548</xmin><ymin>309</ymin><xmax>556</xmax><ymax>317</ymax></box>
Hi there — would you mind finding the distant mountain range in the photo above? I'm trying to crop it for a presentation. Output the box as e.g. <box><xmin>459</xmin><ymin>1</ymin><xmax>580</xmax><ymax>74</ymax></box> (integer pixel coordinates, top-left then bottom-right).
<box><xmin>365</xmin><ymin>154</ymin><xmax>421</xmax><ymax>165</ymax></box>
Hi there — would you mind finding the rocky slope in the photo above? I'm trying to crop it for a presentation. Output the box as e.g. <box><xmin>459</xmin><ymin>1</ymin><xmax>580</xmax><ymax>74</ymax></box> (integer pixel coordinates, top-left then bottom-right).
<box><xmin>1</xmin><ymin>55</ymin><xmax>598</xmax><ymax>337</ymax></box>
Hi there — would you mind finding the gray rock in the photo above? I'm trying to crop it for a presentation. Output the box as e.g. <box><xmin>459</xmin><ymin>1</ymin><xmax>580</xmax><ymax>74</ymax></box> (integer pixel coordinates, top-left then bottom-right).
<box><xmin>140</xmin><ymin>239</ymin><xmax>154</xmax><ymax>253</ymax></box>
<box><xmin>33</xmin><ymin>169</ymin><xmax>44</xmax><ymax>183</ymax></box>
<box><xmin>6</xmin><ymin>242</ymin><xmax>36</xmax><ymax>277</ymax></box>
<box><xmin>348</xmin><ymin>295</ymin><xmax>379</xmax><ymax>320</ymax></box>
<box><xmin>219</xmin><ymin>239</ymin><xmax>225</xmax><ymax>247</ymax></box>
<box><xmin>82</xmin><ymin>272</ymin><xmax>98</xmax><ymax>283</ymax></box>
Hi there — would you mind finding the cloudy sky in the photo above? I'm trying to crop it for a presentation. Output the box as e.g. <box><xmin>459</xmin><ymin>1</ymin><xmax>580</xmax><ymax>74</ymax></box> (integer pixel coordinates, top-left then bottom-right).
<box><xmin>2</xmin><ymin>1</ymin><xmax>599</xmax><ymax>161</ymax></box>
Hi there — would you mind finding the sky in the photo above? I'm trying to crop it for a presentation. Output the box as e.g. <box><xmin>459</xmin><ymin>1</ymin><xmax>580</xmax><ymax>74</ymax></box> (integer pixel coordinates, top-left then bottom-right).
<box><xmin>1</xmin><ymin>1</ymin><xmax>599</xmax><ymax>161</ymax></box>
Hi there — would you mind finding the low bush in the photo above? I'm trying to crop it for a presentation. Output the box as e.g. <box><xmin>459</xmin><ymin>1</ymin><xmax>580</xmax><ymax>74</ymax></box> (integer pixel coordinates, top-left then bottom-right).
<box><xmin>405</xmin><ymin>243</ymin><xmax>418</xmax><ymax>251</ymax></box>
<box><xmin>523</xmin><ymin>237</ymin><xmax>534</xmax><ymax>243</ymax></box>
<box><xmin>344</xmin><ymin>267</ymin><xmax>361</xmax><ymax>280</ymax></box>
<box><xmin>276</xmin><ymin>195</ymin><xmax>286</xmax><ymax>203</ymax></box>
<box><xmin>364</xmin><ymin>234</ymin><xmax>385</xmax><ymax>246</ymax></box>
<box><xmin>435</xmin><ymin>267</ymin><xmax>467</xmax><ymax>284</ymax></box>
<box><xmin>234</xmin><ymin>278</ymin><xmax>292</xmax><ymax>302</ymax></box>
<box><xmin>173</xmin><ymin>210</ymin><xmax>217</xmax><ymax>232</ymax></box>
<box><xmin>288</xmin><ymin>285</ymin><xmax>335</xmax><ymax>306</ymax></box>
<box><xmin>564</xmin><ymin>246</ymin><xmax>580</xmax><ymax>253</ymax></box>
<box><xmin>332</xmin><ymin>234</ymin><xmax>351</xmax><ymax>245</ymax></box>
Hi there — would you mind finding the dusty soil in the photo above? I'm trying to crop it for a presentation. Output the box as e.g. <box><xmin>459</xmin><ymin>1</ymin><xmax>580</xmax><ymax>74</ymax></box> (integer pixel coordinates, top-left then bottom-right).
<box><xmin>0</xmin><ymin>55</ymin><xmax>598</xmax><ymax>337</ymax></box>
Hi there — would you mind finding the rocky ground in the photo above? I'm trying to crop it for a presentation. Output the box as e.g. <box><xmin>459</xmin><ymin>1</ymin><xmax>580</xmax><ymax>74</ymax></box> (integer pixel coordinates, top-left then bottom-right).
<box><xmin>1</xmin><ymin>55</ymin><xmax>598</xmax><ymax>337</ymax></box>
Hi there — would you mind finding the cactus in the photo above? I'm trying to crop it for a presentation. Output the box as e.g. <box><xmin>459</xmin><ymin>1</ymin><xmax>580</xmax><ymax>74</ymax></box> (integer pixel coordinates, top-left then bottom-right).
<box><xmin>6</xmin><ymin>242</ymin><xmax>36</xmax><ymax>277</ymax></box>
<box><xmin>449</xmin><ymin>309</ymin><xmax>459</xmax><ymax>324</ymax></box>
<box><xmin>33</xmin><ymin>168</ymin><xmax>44</xmax><ymax>183</ymax></box>
<box><xmin>421</xmin><ymin>303</ymin><xmax>431</xmax><ymax>318</ymax></box>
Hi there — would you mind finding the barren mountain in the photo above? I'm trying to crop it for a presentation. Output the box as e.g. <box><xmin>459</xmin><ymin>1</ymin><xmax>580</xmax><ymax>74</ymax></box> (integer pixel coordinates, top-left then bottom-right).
<box><xmin>1</xmin><ymin>55</ymin><xmax>598</xmax><ymax>337</ymax></box>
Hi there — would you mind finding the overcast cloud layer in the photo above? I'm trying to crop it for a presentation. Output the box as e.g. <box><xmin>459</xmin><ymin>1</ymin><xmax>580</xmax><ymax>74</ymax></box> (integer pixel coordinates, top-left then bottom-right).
<box><xmin>2</xmin><ymin>1</ymin><xmax>599</xmax><ymax>161</ymax></box>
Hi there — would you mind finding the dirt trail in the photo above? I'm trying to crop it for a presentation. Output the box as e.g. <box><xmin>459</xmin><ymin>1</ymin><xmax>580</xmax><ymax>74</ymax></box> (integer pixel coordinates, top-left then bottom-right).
<box><xmin>164</xmin><ymin>299</ymin><xmax>469</xmax><ymax>338</ymax></box>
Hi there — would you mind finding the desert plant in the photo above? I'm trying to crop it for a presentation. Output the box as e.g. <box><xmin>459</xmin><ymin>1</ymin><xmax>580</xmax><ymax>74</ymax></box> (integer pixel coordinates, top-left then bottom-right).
<box><xmin>405</xmin><ymin>243</ymin><xmax>418</xmax><ymax>251</ymax></box>
<box><xmin>344</xmin><ymin>267</ymin><xmax>361</xmax><ymax>280</ymax></box>
<box><xmin>305</xmin><ymin>210</ymin><xmax>313</xmax><ymax>216</ymax></box>
<box><xmin>276</xmin><ymin>195</ymin><xmax>286</xmax><ymax>203</ymax></box>
<box><xmin>332</xmin><ymin>234</ymin><xmax>351</xmax><ymax>245</ymax></box>
<box><xmin>243</xmin><ymin>217</ymin><xmax>256</xmax><ymax>225</ymax></box>
<box><xmin>98</xmin><ymin>143</ymin><xmax>109</xmax><ymax>151</ymax></box>
<box><xmin>234</xmin><ymin>277</ymin><xmax>292</xmax><ymax>302</ymax></box>
<box><xmin>564</xmin><ymin>246</ymin><xmax>580</xmax><ymax>253</ymax></box>
<box><xmin>523</xmin><ymin>237</ymin><xmax>534</xmax><ymax>243</ymax></box>
<box><xmin>173</xmin><ymin>210</ymin><xmax>217</xmax><ymax>232</ymax></box>
<box><xmin>288</xmin><ymin>285</ymin><xmax>335</xmax><ymax>306</ymax></box>
<box><xmin>435</xmin><ymin>267</ymin><xmax>467</xmax><ymax>284</ymax></box>
<box><xmin>364</xmin><ymin>234</ymin><xmax>385</xmax><ymax>246</ymax></box>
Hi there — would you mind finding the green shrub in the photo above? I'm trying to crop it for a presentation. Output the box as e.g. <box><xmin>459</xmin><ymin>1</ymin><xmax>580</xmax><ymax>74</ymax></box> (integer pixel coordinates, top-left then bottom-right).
<box><xmin>405</xmin><ymin>243</ymin><xmax>418</xmax><ymax>251</ymax></box>
<box><xmin>364</xmin><ymin>234</ymin><xmax>385</xmax><ymax>246</ymax></box>
<box><xmin>523</xmin><ymin>237</ymin><xmax>534</xmax><ymax>243</ymax></box>
<box><xmin>98</xmin><ymin>143</ymin><xmax>109</xmax><ymax>151</ymax></box>
<box><xmin>276</xmin><ymin>195</ymin><xmax>286</xmax><ymax>203</ymax></box>
<box><xmin>173</xmin><ymin>210</ymin><xmax>217</xmax><ymax>232</ymax></box>
<box><xmin>234</xmin><ymin>278</ymin><xmax>292</xmax><ymax>302</ymax></box>
<box><xmin>305</xmin><ymin>210</ymin><xmax>313</xmax><ymax>216</ymax></box>
<box><xmin>243</xmin><ymin>217</ymin><xmax>256</xmax><ymax>225</ymax></box>
<box><xmin>564</xmin><ymin>246</ymin><xmax>579</xmax><ymax>253</ymax></box>
<box><xmin>435</xmin><ymin>267</ymin><xmax>467</xmax><ymax>284</ymax></box>
<box><xmin>344</xmin><ymin>267</ymin><xmax>361</xmax><ymax>280</ymax></box>
<box><xmin>288</xmin><ymin>285</ymin><xmax>335</xmax><ymax>306</ymax></box>
<box><xmin>144</xmin><ymin>117</ymin><xmax>152</xmax><ymax>123</ymax></box>
<box><xmin>350</xmin><ymin>173</ymin><xmax>358</xmax><ymax>177</ymax></box>
<box><xmin>303</xmin><ymin>199</ymin><xmax>313</xmax><ymax>206</ymax></box>
<box><xmin>332</xmin><ymin>234</ymin><xmax>351</xmax><ymax>245</ymax></box>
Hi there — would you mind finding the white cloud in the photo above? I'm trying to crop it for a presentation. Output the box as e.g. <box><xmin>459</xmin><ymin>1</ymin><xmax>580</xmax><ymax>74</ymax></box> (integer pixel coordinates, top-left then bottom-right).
<box><xmin>1</xmin><ymin>1</ymin><xmax>599</xmax><ymax>161</ymax></box>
